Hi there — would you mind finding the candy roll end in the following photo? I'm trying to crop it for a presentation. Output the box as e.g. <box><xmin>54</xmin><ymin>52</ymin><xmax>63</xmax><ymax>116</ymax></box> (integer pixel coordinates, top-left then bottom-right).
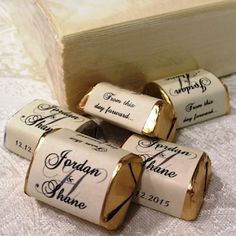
<box><xmin>181</xmin><ymin>152</ymin><xmax>212</xmax><ymax>221</ymax></box>
<box><xmin>100</xmin><ymin>154</ymin><xmax>143</xmax><ymax>230</ymax></box>
<box><xmin>142</xmin><ymin>100</ymin><xmax>177</xmax><ymax>142</ymax></box>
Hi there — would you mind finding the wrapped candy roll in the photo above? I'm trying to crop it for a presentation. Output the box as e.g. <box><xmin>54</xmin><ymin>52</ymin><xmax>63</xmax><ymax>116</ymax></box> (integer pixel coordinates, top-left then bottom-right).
<box><xmin>121</xmin><ymin>134</ymin><xmax>212</xmax><ymax>220</ymax></box>
<box><xmin>24</xmin><ymin>129</ymin><xmax>143</xmax><ymax>230</ymax></box>
<box><xmin>144</xmin><ymin>69</ymin><xmax>230</xmax><ymax>128</ymax></box>
<box><xmin>78</xmin><ymin>82</ymin><xmax>176</xmax><ymax>141</ymax></box>
<box><xmin>4</xmin><ymin>99</ymin><xmax>98</xmax><ymax>160</ymax></box>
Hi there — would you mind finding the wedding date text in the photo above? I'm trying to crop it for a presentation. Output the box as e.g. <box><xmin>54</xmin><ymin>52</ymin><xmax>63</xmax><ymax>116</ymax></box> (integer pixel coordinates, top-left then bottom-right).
<box><xmin>15</xmin><ymin>140</ymin><xmax>32</xmax><ymax>153</ymax></box>
<box><xmin>136</xmin><ymin>191</ymin><xmax>170</xmax><ymax>207</ymax></box>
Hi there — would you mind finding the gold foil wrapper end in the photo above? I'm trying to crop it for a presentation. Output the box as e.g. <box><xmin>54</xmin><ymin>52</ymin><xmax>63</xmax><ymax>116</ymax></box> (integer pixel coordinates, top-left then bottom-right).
<box><xmin>181</xmin><ymin>152</ymin><xmax>212</xmax><ymax>220</ymax></box>
<box><xmin>143</xmin><ymin>82</ymin><xmax>173</xmax><ymax>107</ymax></box>
<box><xmin>142</xmin><ymin>100</ymin><xmax>177</xmax><ymax>142</ymax></box>
<box><xmin>100</xmin><ymin>154</ymin><xmax>143</xmax><ymax>230</ymax></box>
<box><xmin>77</xmin><ymin>90</ymin><xmax>92</xmax><ymax>112</ymax></box>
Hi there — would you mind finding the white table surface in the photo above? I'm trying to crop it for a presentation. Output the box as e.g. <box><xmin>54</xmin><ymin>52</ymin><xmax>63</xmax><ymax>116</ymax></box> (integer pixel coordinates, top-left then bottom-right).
<box><xmin>0</xmin><ymin>2</ymin><xmax>235</xmax><ymax>236</ymax></box>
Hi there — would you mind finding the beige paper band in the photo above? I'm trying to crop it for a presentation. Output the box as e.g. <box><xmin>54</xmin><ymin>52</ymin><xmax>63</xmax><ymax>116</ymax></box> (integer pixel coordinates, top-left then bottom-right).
<box><xmin>25</xmin><ymin>129</ymin><xmax>142</xmax><ymax>230</ymax></box>
<box><xmin>144</xmin><ymin>69</ymin><xmax>230</xmax><ymax>128</ymax></box>
<box><xmin>4</xmin><ymin>99</ymin><xmax>93</xmax><ymax>160</ymax></box>
<box><xmin>80</xmin><ymin>82</ymin><xmax>159</xmax><ymax>134</ymax></box>
<box><xmin>122</xmin><ymin>134</ymin><xmax>211</xmax><ymax>219</ymax></box>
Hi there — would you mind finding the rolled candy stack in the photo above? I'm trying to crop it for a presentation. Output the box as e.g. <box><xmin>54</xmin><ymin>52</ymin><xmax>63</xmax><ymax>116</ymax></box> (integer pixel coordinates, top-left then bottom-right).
<box><xmin>4</xmin><ymin>69</ymin><xmax>230</xmax><ymax>229</ymax></box>
<box><xmin>77</xmin><ymin>69</ymin><xmax>230</xmax><ymax>220</ymax></box>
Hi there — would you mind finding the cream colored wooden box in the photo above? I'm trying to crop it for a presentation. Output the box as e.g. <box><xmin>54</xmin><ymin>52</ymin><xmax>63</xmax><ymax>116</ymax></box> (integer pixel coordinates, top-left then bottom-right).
<box><xmin>7</xmin><ymin>0</ymin><xmax>236</xmax><ymax>110</ymax></box>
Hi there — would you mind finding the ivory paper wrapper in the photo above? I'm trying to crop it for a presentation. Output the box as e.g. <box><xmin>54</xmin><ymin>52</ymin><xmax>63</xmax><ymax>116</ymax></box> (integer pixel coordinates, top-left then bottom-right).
<box><xmin>144</xmin><ymin>69</ymin><xmax>230</xmax><ymax>128</ymax></box>
<box><xmin>122</xmin><ymin>134</ymin><xmax>210</xmax><ymax>218</ymax></box>
<box><xmin>81</xmin><ymin>82</ymin><xmax>159</xmax><ymax>134</ymax></box>
<box><xmin>25</xmin><ymin>129</ymin><xmax>140</xmax><ymax>228</ymax></box>
<box><xmin>4</xmin><ymin>99</ymin><xmax>93</xmax><ymax>160</ymax></box>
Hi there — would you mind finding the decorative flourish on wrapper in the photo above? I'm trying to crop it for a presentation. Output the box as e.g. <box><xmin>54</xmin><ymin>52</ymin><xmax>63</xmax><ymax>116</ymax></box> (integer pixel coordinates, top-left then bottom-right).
<box><xmin>144</xmin><ymin>69</ymin><xmax>230</xmax><ymax>128</ymax></box>
<box><xmin>24</xmin><ymin>129</ymin><xmax>143</xmax><ymax>230</ymax></box>
<box><xmin>78</xmin><ymin>82</ymin><xmax>176</xmax><ymax>141</ymax></box>
<box><xmin>121</xmin><ymin>134</ymin><xmax>212</xmax><ymax>220</ymax></box>
<box><xmin>4</xmin><ymin>99</ymin><xmax>98</xmax><ymax>160</ymax></box>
